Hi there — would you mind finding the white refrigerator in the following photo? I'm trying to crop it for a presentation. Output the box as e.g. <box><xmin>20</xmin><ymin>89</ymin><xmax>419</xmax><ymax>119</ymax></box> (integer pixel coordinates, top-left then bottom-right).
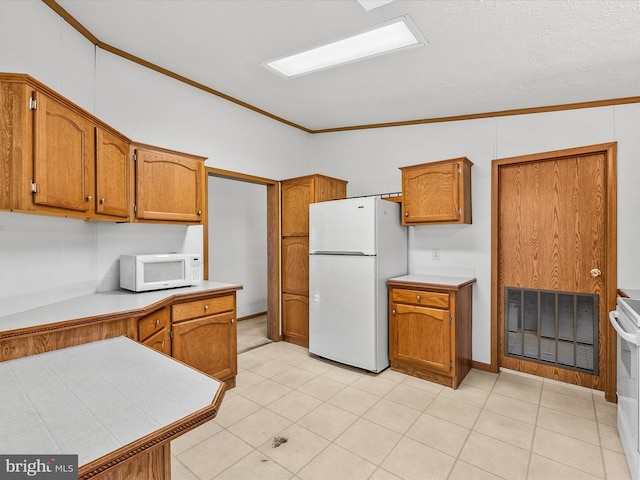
<box><xmin>308</xmin><ymin>197</ymin><xmax>408</xmax><ymax>372</ymax></box>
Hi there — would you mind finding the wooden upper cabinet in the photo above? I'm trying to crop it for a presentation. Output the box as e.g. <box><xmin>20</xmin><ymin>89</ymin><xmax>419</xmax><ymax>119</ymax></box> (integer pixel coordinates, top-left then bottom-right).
<box><xmin>400</xmin><ymin>157</ymin><xmax>473</xmax><ymax>225</ymax></box>
<box><xmin>32</xmin><ymin>90</ymin><xmax>94</xmax><ymax>213</ymax></box>
<box><xmin>281</xmin><ymin>174</ymin><xmax>347</xmax><ymax>236</ymax></box>
<box><xmin>0</xmin><ymin>74</ymin><xmax>134</xmax><ymax>221</ymax></box>
<box><xmin>95</xmin><ymin>127</ymin><xmax>131</xmax><ymax>219</ymax></box>
<box><xmin>133</xmin><ymin>144</ymin><xmax>206</xmax><ymax>224</ymax></box>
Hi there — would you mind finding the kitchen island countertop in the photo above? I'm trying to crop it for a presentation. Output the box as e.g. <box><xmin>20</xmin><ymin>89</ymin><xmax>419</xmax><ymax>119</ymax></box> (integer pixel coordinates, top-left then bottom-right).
<box><xmin>0</xmin><ymin>335</ymin><xmax>225</xmax><ymax>479</ymax></box>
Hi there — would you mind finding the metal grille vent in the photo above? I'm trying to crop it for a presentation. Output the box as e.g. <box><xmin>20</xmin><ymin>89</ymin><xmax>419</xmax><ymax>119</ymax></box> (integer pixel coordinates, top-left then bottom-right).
<box><xmin>505</xmin><ymin>287</ymin><xmax>598</xmax><ymax>374</ymax></box>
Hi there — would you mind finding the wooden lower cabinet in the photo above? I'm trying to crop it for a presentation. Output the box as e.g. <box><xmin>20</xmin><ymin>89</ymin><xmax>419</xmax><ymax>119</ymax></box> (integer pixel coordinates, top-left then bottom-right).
<box><xmin>282</xmin><ymin>293</ymin><xmax>309</xmax><ymax>347</ymax></box>
<box><xmin>388</xmin><ymin>277</ymin><xmax>476</xmax><ymax>389</ymax></box>
<box><xmin>171</xmin><ymin>294</ymin><xmax>237</xmax><ymax>387</ymax></box>
<box><xmin>138</xmin><ymin>307</ymin><xmax>170</xmax><ymax>355</ymax></box>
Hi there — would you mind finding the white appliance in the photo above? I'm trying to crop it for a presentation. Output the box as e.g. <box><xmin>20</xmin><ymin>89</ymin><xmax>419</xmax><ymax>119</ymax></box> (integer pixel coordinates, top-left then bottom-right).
<box><xmin>610</xmin><ymin>297</ymin><xmax>640</xmax><ymax>480</ymax></box>
<box><xmin>120</xmin><ymin>253</ymin><xmax>203</xmax><ymax>292</ymax></box>
<box><xmin>309</xmin><ymin>197</ymin><xmax>407</xmax><ymax>372</ymax></box>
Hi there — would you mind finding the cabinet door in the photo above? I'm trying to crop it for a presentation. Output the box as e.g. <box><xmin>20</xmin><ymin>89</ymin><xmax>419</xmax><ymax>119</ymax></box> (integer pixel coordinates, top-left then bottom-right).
<box><xmin>32</xmin><ymin>90</ymin><xmax>93</xmax><ymax>212</ymax></box>
<box><xmin>172</xmin><ymin>312</ymin><xmax>237</xmax><ymax>380</ymax></box>
<box><xmin>95</xmin><ymin>127</ymin><xmax>130</xmax><ymax>219</ymax></box>
<box><xmin>142</xmin><ymin>328</ymin><xmax>171</xmax><ymax>355</ymax></box>
<box><xmin>282</xmin><ymin>237</ymin><xmax>309</xmax><ymax>295</ymax></box>
<box><xmin>282</xmin><ymin>293</ymin><xmax>309</xmax><ymax>347</ymax></box>
<box><xmin>281</xmin><ymin>179</ymin><xmax>313</xmax><ymax>236</ymax></box>
<box><xmin>391</xmin><ymin>303</ymin><xmax>451</xmax><ymax>374</ymax></box>
<box><xmin>402</xmin><ymin>162</ymin><xmax>460</xmax><ymax>224</ymax></box>
<box><xmin>135</xmin><ymin>147</ymin><xmax>204</xmax><ymax>223</ymax></box>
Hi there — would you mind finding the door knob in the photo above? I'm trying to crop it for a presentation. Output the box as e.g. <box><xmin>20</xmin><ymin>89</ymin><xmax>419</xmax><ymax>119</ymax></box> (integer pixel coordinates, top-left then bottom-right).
<box><xmin>590</xmin><ymin>268</ymin><xmax>602</xmax><ymax>277</ymax></box>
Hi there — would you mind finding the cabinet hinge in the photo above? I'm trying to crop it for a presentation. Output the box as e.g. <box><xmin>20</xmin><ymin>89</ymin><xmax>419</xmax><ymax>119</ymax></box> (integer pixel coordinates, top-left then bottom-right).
<box><xmin>30</xmin><ymin>180</ymin><xmax>37</xmax><ymax>193</ymax></box>
<box><xmin>133</xmin><ymin>152</ymin><xmax>137</xmax><ymax>162</ymax></box>
<box><xmin>458</xmin><ymin>209</ymin><xmax>462</xmax><ymax>217</ymax></box>
<box><xmin>169</xmin><ymin>329</ymin><xmax>172</xmax><ymax>339</ymax></box>
<box><xmin>449</xmin><ymin>315</ymin><xmax>453</xmax><ymax>324</ymax></box>
<box><xmin>29</xmin><ymin>96</ymin><xmax>37</xmax><ymax>110</ymax></box>
<box><xmin>458</xmin><ymin>167</ymin><xmax>461</xmax><ymax>174</ymax></box>
<box><xmin>450</xmin><ymin>361</ymin><xmax>453</xmax><ymax>368</ymax></box>
<box><xmin>133</xmin><ymin>204</ymin><xmax>137</xmax><ymax>213</ymax></box>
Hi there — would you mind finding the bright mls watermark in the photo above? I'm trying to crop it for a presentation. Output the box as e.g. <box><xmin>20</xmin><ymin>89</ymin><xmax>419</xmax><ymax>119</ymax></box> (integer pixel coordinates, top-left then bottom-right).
<box><xmin>0</xmin><ymin>455</ymin><xmax>77</xmax><ymax>479</ymax></box>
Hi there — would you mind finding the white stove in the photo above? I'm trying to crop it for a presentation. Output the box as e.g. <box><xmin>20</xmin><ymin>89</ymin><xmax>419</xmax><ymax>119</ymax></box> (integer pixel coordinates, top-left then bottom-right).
<box><xmin>610</xmin><ymin>297</ymin><xmax>640</xmax><ymax>480</ymax></box>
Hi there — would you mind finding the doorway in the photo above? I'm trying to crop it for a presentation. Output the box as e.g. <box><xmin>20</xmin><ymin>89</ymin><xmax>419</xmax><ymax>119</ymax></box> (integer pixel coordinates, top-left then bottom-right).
<box><xmin>205</xmin><ymin>168</ymin><xmax>280</xmax><ymax>345</ymax></box>
<box><xmin>491</xmin><ymin>143</ymin><xmax>617</xmax><ymax>401</ymax></box>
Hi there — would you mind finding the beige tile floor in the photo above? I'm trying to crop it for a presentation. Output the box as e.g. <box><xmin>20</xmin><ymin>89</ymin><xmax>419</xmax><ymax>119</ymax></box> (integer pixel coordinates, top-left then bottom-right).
<box><xmin>171</xmin><ymin>341</ymin><xmax>632</xmax><ymax>480</ymax></box>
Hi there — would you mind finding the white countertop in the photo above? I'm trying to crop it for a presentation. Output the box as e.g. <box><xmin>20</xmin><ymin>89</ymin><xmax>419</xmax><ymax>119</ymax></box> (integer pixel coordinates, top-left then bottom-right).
<box><xmin>0</xmin><ymin>336</ymin><xmax>222</xmax><ymax>466</ymax></box>
<box><xmin>0</xmin><ymin>281</ymin><xmax>242</xmax><ymax>333</ymax></box>
<box><xmin>388</xmin><ymin>274</ymin><xmax>476</xmax><ymax>288</ymax></box>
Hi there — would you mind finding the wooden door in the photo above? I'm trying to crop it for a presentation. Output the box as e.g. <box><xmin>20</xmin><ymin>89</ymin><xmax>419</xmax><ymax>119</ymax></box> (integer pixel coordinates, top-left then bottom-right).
<box><xmin>172</xmin><ymin>311</ymin><xmax>237</xmax><ymax>381</ymax></box>
<box><xmin>135</xmin><ymin>146</ymin><xmax>204</xmax><ymax>223</ymax></box>
<box><xmin>281</xmin><ymin>178</ymin><xmax>313</xmax><ymax>236</ymax></box>
<box><xmin>282</xmin><ymin>293</ymin><xmax>309</xmax><ymax>347</ymax></box>
<box><xmin>391</xmin><ymin>303</ymin><xmax>451</xmax><ymax>374</ymax></box>
<box><xmin>96</xmin><ymin>127</ymin><xmax>130</xmax><ymax>219</ymax></box>
<box><xmin>282</xmin><ymin>237</ymin><xmax>309</xmax><ymax>295</ymax></box>
<box><xmin>493</xmin><ymin>143</ymin><xmax>616</xmax><ymax>395</ymax></box>
<box><xmin>32</xmin><ymin>91</ymin><xmax>92</xmax><ymax>212</ymax></box>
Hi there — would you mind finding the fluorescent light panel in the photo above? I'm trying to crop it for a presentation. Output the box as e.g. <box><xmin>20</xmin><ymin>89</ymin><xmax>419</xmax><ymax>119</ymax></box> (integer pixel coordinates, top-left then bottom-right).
<box><xmin>265</xmin><ymin>16</ymin><xmax>423</xmax><ymax>78</ymax></box>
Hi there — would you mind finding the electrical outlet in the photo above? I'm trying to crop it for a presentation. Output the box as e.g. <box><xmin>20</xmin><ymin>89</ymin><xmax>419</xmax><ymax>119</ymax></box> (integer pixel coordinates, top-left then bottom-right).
<box><xmin>432</xmin><ymin>248</ymin><xmax>440</xmax><ymax>261</ymax></box>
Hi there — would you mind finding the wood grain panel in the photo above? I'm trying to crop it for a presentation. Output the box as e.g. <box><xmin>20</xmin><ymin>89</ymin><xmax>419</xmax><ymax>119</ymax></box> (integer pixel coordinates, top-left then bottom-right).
<box><xmin>281</xmin><ymin>179</ymin><xmax>313</xmax><ymax>236</ymax></box>
<box><xmin>282</xmin><ymin>293</ymin><xmax>309</xmax><ymax>347</ymax></box>
<box><xmin>393</xmin><ymin>304</ymin><xmax>450</xmax><ymax>373</ymax></box>
<box><xmin>96</xmin><ymin>127</ymin><xmax>130</xmax><ymax>218</ymax></box>
<box><xmin>172</xmin><ymin>295</ymin><xmax>234</xmax><ymax>322</ymax></box>
<box><xmin>494</xmin><ymin>145</ymin><xmax>615</xmax><ymax>394</ymax></box>
<box><xmin>315</xmin><ymin>175</ymin><xmax>348</xmax><ymax>203</ymax></box>
<box><xmin>282</xmin><ymin>237</ymin><xmax>309</xmax><ymax>295</ymax></box>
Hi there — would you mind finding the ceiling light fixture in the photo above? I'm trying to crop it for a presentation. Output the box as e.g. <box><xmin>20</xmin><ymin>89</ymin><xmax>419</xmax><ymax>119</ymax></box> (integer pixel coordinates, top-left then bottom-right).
<box><xmin>263</xmin><ymin>16</ymin><xmax>425</xmax><ymax>78</ymax></box>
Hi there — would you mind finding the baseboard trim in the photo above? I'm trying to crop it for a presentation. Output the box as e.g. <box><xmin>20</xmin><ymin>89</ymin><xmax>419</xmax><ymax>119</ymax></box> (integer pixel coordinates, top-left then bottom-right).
<box><xmin>471</xmin><ymin>360</ymin><xmax>493</xmax><ymax>372</ymax></box>
<box><xmin>238</xmin><ymin>311</ymin><xmax>267</xmax><ymax>322</ymax></box>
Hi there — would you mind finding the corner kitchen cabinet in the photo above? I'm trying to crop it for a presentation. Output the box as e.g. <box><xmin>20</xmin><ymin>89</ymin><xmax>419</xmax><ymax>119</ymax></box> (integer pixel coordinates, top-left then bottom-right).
<box><xmin>280</xmin><ymin>174</ymin><xmax>347</xmax><ymax>347</ymax></box>
<box><xmin>133</xmin><ymin>143</ymin><xmax>206</xmax><ymax>224</ymax></box>
<box><xmin>0</xmin><ymin>73</ymin><xmax>132</xmax><ymax>221</ymax></box>
<box><xmin>388</xmin><ymin>275</ymin><xmax>476</xmax><ymax>389</ymax></box>
<box><xmin>137</xmin><ymin>307</ymin><xmax>171</xmax><ymax>355</ymax></box>
<box><xmin>400</xmin><ymin>157</ymin><xmax>473</xmax><ymax>225</ymax></box>
<box><xmin>171</xmin><ymin>293</ymin><xmax>237</xmax><ymax>387</ymax></box>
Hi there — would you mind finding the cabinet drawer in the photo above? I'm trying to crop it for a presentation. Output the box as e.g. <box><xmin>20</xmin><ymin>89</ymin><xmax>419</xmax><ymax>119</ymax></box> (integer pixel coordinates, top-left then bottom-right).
<box><xmin>172</xmin><ymin>295</ymin><xmax>234</xmax><ymax>322</ymax></box>
<box><xmin>138</xmin><ymin>307</ymin><xmax>169</xmax><ymax>342</ymax></box>
<box><xmin>392</xmin><ymin>289</ymin><xmax>449</xmax><ymax>308</ymax></box>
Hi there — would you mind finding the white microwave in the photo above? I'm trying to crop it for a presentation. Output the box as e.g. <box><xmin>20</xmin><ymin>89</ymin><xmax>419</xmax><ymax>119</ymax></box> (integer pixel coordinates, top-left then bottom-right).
<box><xmin>120</xmin><ymin>253</ymin><xmax>203</xmax><ymax>292</ymax></box>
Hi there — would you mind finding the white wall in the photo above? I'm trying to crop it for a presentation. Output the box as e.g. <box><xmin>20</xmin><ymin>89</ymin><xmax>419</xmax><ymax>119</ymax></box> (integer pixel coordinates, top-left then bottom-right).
<box><xmin>312</xmin><ymin>105</ymin><xmax>640</xmax><ymax>365</ymax></box>
<box><xmin>0</xmin><ymin>1</ymin><xmax>311</xmax><ymax>315</ymax></box>
<box><xmin>208</xmin><ymin>177</ymin><xmax>267</xmax><ymax>318</ymax></box>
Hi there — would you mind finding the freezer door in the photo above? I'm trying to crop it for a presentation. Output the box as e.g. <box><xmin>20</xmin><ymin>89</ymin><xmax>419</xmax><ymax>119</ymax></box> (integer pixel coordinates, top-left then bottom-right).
<box><xmin>309</xmin><ymin>254</ymin><xmax>386</xmax><ymax>372</ymax></box>
<box><xmin>309</xmin><ymin>197</ymin><xmax>376</xmax><ymax>255</ymax></box>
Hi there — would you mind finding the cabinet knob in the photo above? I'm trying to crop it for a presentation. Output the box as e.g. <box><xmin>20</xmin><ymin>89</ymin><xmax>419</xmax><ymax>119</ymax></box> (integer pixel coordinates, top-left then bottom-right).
<box><xmin>416</xmin><ymin>295</ymin><xmax>421</xmax><ymax>301</ymax></box>
<box><xmin>198</xmin><ymin>210</ymin><xmax>202</xmax><ymax>215</ymax></box>
<box><xmin>231</xmin><ymin>318</ymin><xmax>235</xmax><ymax>324</ymax></box>
<box><xmin>154</xmin><ymin>319</ymin><xmax>159</xmax><ymax>326</ymax></box>
<box><xmin>590</xmin><ymin>268</ymin><xmax>602</xmax><ymax>277</ymax></box>
<box><xmin>204</xmin><ymin>305</ymin><xmax>209</xmax><ymax>310</ymax></box>
<box><xmin>392</xmin><ymin>309</ymin><xmax>396</xmax><ymax>315</ymax></box>
<box><xmin>404</xmin><ymin>212</ymin><xmax>409</xmax><ymax>217</ymax></box>
<box><xmin>86</xmin><ymin>195</ymin><xmax>92</xmax><ymax>201</ymax></box>
<box><xmin>100</xmin><ymin>198</ymin><xmax>106</xmax><ymax>204</ymax></box>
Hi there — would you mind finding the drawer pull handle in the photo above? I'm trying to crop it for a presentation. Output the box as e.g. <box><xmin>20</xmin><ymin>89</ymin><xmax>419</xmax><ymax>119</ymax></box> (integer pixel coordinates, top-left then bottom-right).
<box><xmin>204</xmin><ymin>305</ymin><xmax>209</xmax><ymax>310</ymax></box>
<box><xmin>416</xmin><ymin>295</ymin><xmax>421</xmax><ymax>301</ymax></box>
<box><xmin>154</xmin><ymin>319</ymin><xmax>159</xmax><ymax>326</ymax></box>
<box><xmin>100</xmin><ymin>198</ymin><xmax>106</xmax><ymax>204</ymax></box>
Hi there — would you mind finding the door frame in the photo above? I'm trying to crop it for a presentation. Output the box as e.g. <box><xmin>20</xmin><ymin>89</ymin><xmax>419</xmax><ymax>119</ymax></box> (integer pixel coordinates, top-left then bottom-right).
<box><xmin>491</xmin><ymin>142</ymin><xmax>617</xmax><ymax>401</ymax></box>
<box><xmin>205</xmin><ymin>167</ymin><xmax>281</xmax><ymax>341</ymax></box>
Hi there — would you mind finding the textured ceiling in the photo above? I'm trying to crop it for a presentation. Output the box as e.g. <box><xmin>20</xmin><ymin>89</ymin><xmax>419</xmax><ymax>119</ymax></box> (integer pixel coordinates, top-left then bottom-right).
<box><xmin>56</xmin><ymin>0</ymin><xmax>640</xmax><ymax>131</ymax></box>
